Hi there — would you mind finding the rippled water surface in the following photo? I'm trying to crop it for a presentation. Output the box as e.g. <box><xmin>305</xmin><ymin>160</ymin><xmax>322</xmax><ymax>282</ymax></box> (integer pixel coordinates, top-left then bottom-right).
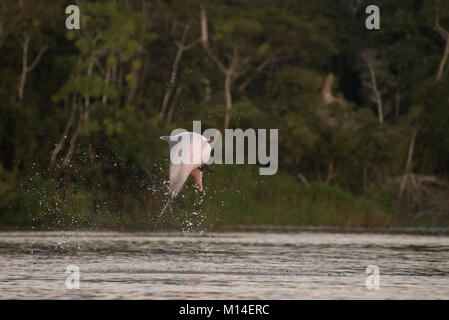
<box><xmin>0</xmin><ymin>230</ymin><xmax>448</xmax><ymax>299</ymax></box>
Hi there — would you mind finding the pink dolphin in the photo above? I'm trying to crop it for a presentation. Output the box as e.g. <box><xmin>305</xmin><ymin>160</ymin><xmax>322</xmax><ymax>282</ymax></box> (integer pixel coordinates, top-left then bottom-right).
<box><xmin>160</xmin><ymin>132</ymin><xmax>214</xmax><ymax>215</ymax></box>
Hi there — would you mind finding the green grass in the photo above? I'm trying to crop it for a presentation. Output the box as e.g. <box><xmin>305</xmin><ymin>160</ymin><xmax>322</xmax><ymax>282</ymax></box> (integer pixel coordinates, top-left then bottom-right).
<box><xmin>197</xmin><ymin>165</ymin><xmax>391</xmax><ymax>228</ymax></box>
<box><xmin>2</xmin><ymin>164</ymin><xmax>448</xmax><ymax>230</ymax></box>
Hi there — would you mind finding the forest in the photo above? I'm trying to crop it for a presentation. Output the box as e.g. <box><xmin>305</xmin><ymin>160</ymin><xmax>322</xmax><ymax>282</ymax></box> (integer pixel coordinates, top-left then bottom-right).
<box><xmin>0</xmin><ymin>0</ymin><xmax>448</xmax><ymax>230</ymax></box>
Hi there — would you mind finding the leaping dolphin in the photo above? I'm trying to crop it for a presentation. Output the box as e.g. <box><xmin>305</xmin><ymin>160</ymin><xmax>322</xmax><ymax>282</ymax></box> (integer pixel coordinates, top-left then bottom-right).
<box><xmin>159</xmin><ymin>132</ymin><xmax>214</xmax><ymax>216</ymax></box>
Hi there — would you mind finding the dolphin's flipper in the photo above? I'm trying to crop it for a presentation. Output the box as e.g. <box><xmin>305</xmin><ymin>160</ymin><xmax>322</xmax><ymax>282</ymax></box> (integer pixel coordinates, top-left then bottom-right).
<box><xmin>190</xmin><ymin>168</ymin><xmax>204</xmax><ymax>192</ymax></box>
<box><xmin>198</xmin><ymin>164</ymin><xmax>215</xmax><ymax>174</ymax></box>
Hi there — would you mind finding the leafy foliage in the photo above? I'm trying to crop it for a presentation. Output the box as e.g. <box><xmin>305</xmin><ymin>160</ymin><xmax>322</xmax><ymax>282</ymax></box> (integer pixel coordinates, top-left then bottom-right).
<box><xmin>0</xmin><ymin>0</ymin><xmax>448</xmax><ymax>228</ymax></box>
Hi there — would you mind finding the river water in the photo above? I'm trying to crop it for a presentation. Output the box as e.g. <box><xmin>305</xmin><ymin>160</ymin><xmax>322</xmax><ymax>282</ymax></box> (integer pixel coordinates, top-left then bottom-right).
<box><xmin>0</xmin><ymin>230</ymin><xmax>448</xmax><ymax>299</ymax></box>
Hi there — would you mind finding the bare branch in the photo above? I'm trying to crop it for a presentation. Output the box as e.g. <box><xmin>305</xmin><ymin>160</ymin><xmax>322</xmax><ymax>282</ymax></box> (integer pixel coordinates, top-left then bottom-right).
<box><xmin>183</xmin><ymin>38</ymin><xmax>200</xmax><ymax>51</ymax></box>
<box><xmin>238</xmin><ymin>52</ymin><xmax>276</xmax><ymax>91</ymax></box>
<box><xmin>435</xmin><ymin>10</ymin><xmax>449</xmax><ymax>39</ymax></box>
<box><xmin>397</xmin><ymin>128</ymin><xmax>418</xmax><ymax>212</ymax></box>
<box><xmin>434</xmin><ymin>3</ymin><xmax>449</xmax><ymax>81</ymax></box>
<box><xmin>166</xmin><ymin>84</ymin><xmax>185</xmax><ymax>124</ymax></box>
<box><xmin>26</xmin><ymin>45</ymin><xmax>48</xmax><ymax>72</ymax></box>
<box><xmin>159</xmin><ymin>22</ymin><xmax>194</xmax><ymax>118</ymax></box>
<box><xmin>50</xmin><ymin>95</ymin><xmax>77</xmax><ymax>168</ymax></box>
<box><xmin>361</xmin><ymin>50</ymin><xmax>383</xmax><ymax>124</ymax></box>
<box><xmin>17</xmin><ymin>33</ymin><xmax>48</xmax><ymax>100</ymax></box>
<box><xmin>297</xmin><ymin>173</ymin><xmax>310</xmax><ymax>187</ymax></box>
<box><xmin>200</xmin><ymin>7</ymin><xmax>227</xmax><ymax>74</ymax></box>
<box><xmin>200</xmin><ymin>6</ymin><xmax>208</xmax><ymax>47</ymax></box>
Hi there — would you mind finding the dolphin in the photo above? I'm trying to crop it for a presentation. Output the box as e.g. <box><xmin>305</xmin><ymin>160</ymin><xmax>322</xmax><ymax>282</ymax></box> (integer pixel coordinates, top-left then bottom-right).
<box><xmin>159</xmin><ymin>132</ymin><xmax>214</xmax><ymax>216</ymax></box>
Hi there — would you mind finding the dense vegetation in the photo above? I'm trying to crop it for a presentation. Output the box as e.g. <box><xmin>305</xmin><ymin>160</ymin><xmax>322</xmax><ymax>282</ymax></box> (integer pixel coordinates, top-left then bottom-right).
<box><xmin>1</xmin><ymin>0</ymin><xmax>449</xmax><ymax>230</ymax></box>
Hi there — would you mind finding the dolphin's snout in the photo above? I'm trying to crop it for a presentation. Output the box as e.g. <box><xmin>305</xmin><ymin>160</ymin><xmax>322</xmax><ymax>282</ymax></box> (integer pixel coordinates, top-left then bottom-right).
<box><xmin>160</xmin><ymin>136</ymin><xmax>170</xmax><ymax>143</ymax></box>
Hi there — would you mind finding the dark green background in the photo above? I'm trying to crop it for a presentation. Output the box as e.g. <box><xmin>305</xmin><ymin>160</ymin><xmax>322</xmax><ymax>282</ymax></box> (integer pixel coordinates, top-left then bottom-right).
<box><xmin>0</xmin><ymin>0</ymin><xmax>448</xmax><ymax>230</ymax></box>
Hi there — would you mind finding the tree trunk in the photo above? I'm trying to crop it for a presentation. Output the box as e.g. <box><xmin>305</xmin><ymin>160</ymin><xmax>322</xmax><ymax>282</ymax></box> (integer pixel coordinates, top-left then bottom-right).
<box><xmin>159</xmin><ymin>23</ymin><xmax>193</xmax><ymax>118</ymax></box>
<box><xmin>62</xmin><ymin>108</ymin><xmax>83</xmax><ymax>168</ymax></box>
<box><xmin>223</xmin><ymin>45</ymin><xmax>240</xmax><ymax>129</ymax></box>
<box><xmin>397</xmin><ymin>128</ymin><xmax>418</xmax><ymax>213</ymax></box>
<box><xmin>324</xmin><ymin>160</ymin><xmax>336</xmax><ymax>185</ymax></box>
<box><xmin>126</xmin><ymin>57</ymin><xmax>141</xmax><ymax>106</ymax></box>
<box><xmin>18</xmin><ymin>35</ymin><xmax>30</xmax><ymax>100</ymax></box>
<box><xmin>436</xmin><ymin>36</ymin><xmax>449</xmax><ymax>82</ymax></box>
<box><xmin>200</xmin><ymin>8</ymin><xmax>242</xmax><ymax>129</ymax></box>
<box><xmin>62</xmin><ymin>57</ymin><xmax>94</xmax><ymax>167</ymax></box>
<box><xmin>49</xmin><ymin>94</ymin><xmax>77</xmax><ymax>168</ymax></box>
<box><xmin>435</xmin><ymin>11</ymin><xmax>449</xmax><ymax>82</ymax></box>
<box><xmin>18</xmin><ymin>34</ymin><xmax>47</xmax><ymax>100</ymax></box>
<box><xmin>224</xmin><ymin>71</ymin><xmax>233</xmax><ymax>129</ymax></box>
<box><xmin>366</xmin><ymin>58</ymin><xmax>383</xmax><ymax>125</ymax></box>
<box><xmin>166</xmin><ymin>84</ymin><xmax>184</xmax><ymax>124</ymax></box>
<box><xmin>102</xmin><ymin>65</ymin><xmax>111</xmax><ymax>105</ymax></box>
<box><xmin>395</xmin><ymin>88</ymin><xmax>400</xmax><ymax>118</ymax></box>
<box><xmin>405</xmin><ymin>128</ymin><xmax>417</xmax><ymax>173</ymax></box>
<box><xmin>200</xmin><ymin>7</ymin><xmax>208</xmax><ymax>47</ymax></box>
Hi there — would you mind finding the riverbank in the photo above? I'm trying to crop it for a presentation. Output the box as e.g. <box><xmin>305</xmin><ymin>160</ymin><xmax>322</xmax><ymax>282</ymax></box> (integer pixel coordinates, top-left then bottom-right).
<box><xmin>1</xmin><ymin>166</ymin><xmax>448</xmax><ymax>230</ymax></box>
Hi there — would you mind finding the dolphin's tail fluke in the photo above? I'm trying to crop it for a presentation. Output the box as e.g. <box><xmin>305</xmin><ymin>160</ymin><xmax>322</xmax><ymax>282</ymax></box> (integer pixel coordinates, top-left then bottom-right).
<box><xmin>159</xmin><ymin>196</ymin><xmax>172</xmax><ymax>217</ymax></box>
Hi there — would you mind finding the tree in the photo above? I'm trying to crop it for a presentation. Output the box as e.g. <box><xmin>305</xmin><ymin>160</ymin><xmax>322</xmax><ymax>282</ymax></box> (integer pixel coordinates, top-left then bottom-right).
<box><xmin>200</xmin><ymin>6</ymin><xmax>254</xmax><ymax>129</ymax></box>
<box><xmin>360</xmin><ymin>49</ymin><xmax>385</xmax><ymax>125</ymax></box>
<box><xmin>433</xmin><ymin>0</ymin><xmax>449</xmax><ymax>81</ymax></box>
<box><xmin>51</xmin><ymin>2</ymin><xmax>154</xmax><ymax>168</ymax></box>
